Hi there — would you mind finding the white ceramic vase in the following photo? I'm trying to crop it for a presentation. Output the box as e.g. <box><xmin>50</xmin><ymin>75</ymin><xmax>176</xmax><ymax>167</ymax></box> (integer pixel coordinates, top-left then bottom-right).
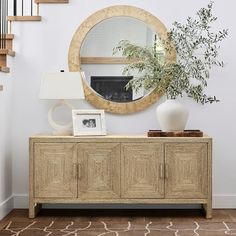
<box><xmin>156</xmin><ymin>99</ymin><xmax>189</xmax><ymax>132</ymax></box>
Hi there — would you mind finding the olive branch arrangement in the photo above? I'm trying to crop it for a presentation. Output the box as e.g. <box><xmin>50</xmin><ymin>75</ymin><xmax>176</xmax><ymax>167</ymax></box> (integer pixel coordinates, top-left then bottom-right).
<box><xmin>113</xmin><ymin>1</ymin><xmax>228</xmax><ymax>104</ymax></box>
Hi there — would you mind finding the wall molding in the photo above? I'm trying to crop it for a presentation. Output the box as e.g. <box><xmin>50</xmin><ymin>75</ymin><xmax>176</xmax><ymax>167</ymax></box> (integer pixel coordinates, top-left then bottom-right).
<box><xmin>0</xmin><ymin>195</ymin><xmax>14</xmax><ymax>220</ymax></box>
<box><xmin>13</xmin><ymin>194</ymin><xmax>236</xmax><ymax>209</ymax></box>
<box><xmin>213</xmin><ymin>194</ymin><xmax>236</xmax><ymax>208</ymax></box>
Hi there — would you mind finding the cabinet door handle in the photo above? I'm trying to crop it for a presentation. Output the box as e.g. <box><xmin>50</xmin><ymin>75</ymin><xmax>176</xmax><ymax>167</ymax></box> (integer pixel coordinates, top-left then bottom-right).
<box><xmin>159</xmin><ymin>164</ymin><xmax>164</xmax><ymax>179</ymax></box>
<box><xmin>78</xmin><ymin>163</ymin><xmax>81</xmax><ymax>180</ymax></box>
<box><xmin>73</xmin><ymin>164</ymin><xmax>77</xmax><ymax>179</ymax></box>
<box><xmin>165</xmin><ymin>164</ymin><xmax>169</xmax><ymax>179</ymax></box>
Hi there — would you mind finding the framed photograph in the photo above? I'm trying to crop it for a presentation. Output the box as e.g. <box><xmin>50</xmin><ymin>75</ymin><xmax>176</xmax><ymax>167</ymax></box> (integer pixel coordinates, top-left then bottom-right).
<box><xmin>72</xmin><ymin>109</ymin><xmax>106</xmax><ymax>136</ymax></box>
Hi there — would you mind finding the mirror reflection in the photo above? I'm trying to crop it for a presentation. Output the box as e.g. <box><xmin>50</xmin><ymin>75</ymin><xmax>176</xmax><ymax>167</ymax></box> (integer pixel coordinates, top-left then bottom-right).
<box><xmin>80</xmin><ymin>16</ymin><xmax>165</xmax><ymax>103</ymax></box>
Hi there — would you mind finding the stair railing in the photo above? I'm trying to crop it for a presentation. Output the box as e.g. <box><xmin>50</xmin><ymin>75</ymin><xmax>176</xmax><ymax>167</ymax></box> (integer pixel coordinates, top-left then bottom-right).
<box><xmin>12</xmin><ymin>0</ymin><xmax>35</xmax><ymax>16</ymax></box>
<box><xmin>1</xmin><ymin>0</ymin><xmax>39</xmax><ymax>38</ymax></box>
<box><xmin>0</xmin><ymin>0</ymin><xmax>8</xmax><ymax>49</ymax></box>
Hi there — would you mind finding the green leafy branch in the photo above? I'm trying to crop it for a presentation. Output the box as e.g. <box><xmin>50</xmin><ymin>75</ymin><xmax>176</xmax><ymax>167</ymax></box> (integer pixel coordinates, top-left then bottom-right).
<box><xmin>113</xmin><ymin>1</ymin><xmax>228</xmax><ymax>104</ymax></box>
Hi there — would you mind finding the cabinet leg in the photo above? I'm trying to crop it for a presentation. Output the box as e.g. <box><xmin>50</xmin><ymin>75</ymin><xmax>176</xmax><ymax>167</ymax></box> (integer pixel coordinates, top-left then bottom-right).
<box><xmin>29</xmin><ymin>202</ymin><xmax>42</xmax><ymax>218</ymax></box>
<box><xmin>203</xmin><ymin>203</ymin><xmax>212</xmax><ymax>219</ymax></box>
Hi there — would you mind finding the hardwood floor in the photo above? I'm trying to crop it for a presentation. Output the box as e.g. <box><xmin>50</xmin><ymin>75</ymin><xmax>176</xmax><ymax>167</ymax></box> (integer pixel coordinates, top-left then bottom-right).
<box><xmin>1</xmin><ymin>209</ymin><xmax>236</xmax><ymax>235</ymax></box>
<box><xmin>1</xmin><ymin>209</ymin><xmax>236</xmax><ymax>225</ymax></box>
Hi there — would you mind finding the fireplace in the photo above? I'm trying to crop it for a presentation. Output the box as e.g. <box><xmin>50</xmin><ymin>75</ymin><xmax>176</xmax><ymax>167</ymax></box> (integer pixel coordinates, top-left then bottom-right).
<box><xmin>90</xmin><ymin>76</ymin><xmax>133</xmax><ymax>102</ymax></box>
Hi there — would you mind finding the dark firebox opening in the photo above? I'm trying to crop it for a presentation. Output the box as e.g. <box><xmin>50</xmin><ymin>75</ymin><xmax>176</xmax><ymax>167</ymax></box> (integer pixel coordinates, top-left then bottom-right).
<box><xmin>91</xmin><ymin>76</ymin><xmax>133</xmax><ymax>102</ymax></box>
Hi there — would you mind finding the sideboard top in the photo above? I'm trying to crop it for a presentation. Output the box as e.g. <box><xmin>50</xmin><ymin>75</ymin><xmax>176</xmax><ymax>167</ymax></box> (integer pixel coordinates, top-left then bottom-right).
<box><xmin>30</xmin><ymin>134</ymin><xmax>212</xmax><ymax>143</ymax></box>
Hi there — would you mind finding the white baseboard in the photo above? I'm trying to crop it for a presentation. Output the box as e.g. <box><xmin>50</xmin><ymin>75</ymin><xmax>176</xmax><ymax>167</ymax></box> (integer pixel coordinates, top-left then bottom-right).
<box><xmin>0</xmin><ymin>195</ymin><xmax>14</xmax><ymax>220</ymax></box>
<box><xmin>213</xmin><ymin>194</ymin><xmax>236</xmax><ymax>208</ymax></box>
<box><xmin>13</xmin><ymin>194</ymin><xmax>236</xmax><ymax>209</ymax></box>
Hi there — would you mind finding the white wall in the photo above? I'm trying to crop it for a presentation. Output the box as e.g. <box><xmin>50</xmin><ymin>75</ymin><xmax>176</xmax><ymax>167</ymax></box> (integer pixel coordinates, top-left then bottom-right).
<box><xmin>0</xmin><ymin>72</ymin><xmax>13</xmax><ymax>219</ymax></box>
<box><xmin>7</xmin><ymin>0</ymin><xmax>236</xmax><ymax>209</ymax></box>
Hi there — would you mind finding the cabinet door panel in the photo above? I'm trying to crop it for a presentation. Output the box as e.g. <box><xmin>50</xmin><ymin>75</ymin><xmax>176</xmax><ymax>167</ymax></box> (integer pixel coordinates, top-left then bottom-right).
<box><xmin>34</xmin><ymin>143</ymin><xmax>77</xmax><ymax>198</ymax></box>
<box><xmin>121</xmin><ymin>143</ymin><xmax>164</xmax><ymax>198</ymax></box>
<box><xmin>78</xmin><ymin>143</ymin><xmax>120</xmax><ymax>199</ymax></box>
<box><xmin>165</xmin><ymin>143</ymin><xmax>208</xmax><ymax>199</ymax></box>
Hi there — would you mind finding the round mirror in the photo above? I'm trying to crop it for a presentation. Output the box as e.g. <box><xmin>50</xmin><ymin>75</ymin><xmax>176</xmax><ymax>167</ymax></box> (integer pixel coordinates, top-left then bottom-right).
<box><xmin>80</xmin><ymin>16</ymin><xmax>166</xmax><ymax>103</ymax></box>
<box><xmin>68</xmin><ymin>5</ymin><xmax>176</xmax><ymax>114</ymax></box>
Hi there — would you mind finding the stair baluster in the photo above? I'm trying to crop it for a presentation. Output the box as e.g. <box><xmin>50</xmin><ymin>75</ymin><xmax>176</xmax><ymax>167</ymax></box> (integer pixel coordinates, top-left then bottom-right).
<box><xmin>0</xmin><ymin>0</ymin><xmax>8</xmax><ymax>49</ymax></box>
<box><xmin>0</xmin><ymin>0</ymin><xmax>2</xmax><ymax>48</ymax></box>
<box><xmin>31</xmin><ymin>0</ymin><xmax>33</xmax><ymax>16</ymax></box>
<box><xmin>13</xmin><ymin>0</ymin><xmax>17</xmax><ymax>16</ymax></box>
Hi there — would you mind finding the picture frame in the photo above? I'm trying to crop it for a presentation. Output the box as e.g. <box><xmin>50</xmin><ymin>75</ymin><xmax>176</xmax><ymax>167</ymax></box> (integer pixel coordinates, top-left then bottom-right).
<box><xmin>72</xmin><ymin>109</ymin><xmax>107</xmax><ymax>136</ymax></box>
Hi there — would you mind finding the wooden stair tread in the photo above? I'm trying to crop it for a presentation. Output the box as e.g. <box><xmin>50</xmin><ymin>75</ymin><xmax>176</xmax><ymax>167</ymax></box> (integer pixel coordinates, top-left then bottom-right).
<box><xmin>7</xmin><ymin>16</ymin><xmax>42</xmax><ymax>22</ymax></box>
<box><xmin>0</xmin><ymin>49</ymin><xmax>15</xmax><ymax>57</ymax></box>
<box><xmin>0</xmin><ymin>34</ymin><xmax>14</xmax><ymax>39</ymax></box>
<box><xmin>0</xmin><ymin>66</ymin><xmax>10</xmax><ymax>73</ymax></box>
<box><xmin>6</xmin><ymin>34</ymin><xmax>14</xmax><ymax>39</ymax></box>
<box><xmin>35</xmin><ymin>0</ymin><xmax>69</xmax><ymax>3</ymax></box>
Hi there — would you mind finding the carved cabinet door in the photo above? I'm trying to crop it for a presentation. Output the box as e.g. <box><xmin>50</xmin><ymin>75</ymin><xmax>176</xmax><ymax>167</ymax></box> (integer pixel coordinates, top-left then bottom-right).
<box><xmin>165</xmin><ymin>143</ymin><xmax>208</xmax><ymax>199</ymax></box>
<box><xmin>34</xmin><ymin>143</ymin><xmax>77</xmax><ymax>198</ymax></box>
<box><xmin>121</xmin><ymin>143</ymin><xmax>164</xmax><ymax>198</ymax></box>
<box><xmin>77</xmin><ymin>143</ymin><xmax>120</xmax><ymax>199</ymax></box>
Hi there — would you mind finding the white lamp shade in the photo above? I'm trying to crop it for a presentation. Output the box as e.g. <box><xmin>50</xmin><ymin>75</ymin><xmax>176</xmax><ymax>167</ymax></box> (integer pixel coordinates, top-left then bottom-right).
<box><xmin>39</xmin><ymin>72</ymin><xmax>85</xmax><ymax>99</ymax></box>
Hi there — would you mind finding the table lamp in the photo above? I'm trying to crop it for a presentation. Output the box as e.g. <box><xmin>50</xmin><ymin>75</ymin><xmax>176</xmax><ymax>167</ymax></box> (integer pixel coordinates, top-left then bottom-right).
<box><xmin>39</xmin><ymin>71</ymin><xmax>85</xmax><ymax>135</ymax></box>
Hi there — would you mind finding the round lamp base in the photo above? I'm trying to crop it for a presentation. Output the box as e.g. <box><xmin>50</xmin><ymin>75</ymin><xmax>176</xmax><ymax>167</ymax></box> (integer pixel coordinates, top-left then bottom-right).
<box><xmin>48</xmin><ymin>100</ymin><xmax>74</xmax><ymax>135</ymax></box>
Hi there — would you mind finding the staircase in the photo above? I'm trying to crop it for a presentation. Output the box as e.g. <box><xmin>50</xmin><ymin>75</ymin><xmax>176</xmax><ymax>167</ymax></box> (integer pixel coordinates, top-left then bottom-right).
<box><xmin>0</xmin><ymin>0</ymin><xmax>69</xmax><ymax>90</ymax></box>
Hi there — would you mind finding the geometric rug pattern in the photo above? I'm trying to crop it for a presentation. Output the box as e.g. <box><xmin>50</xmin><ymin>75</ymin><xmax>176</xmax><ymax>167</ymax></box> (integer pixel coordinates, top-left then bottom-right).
<box><xmin>1</xmin><ymin>220</ymin><xmax>236</xmax><ymax>235</ymax></box>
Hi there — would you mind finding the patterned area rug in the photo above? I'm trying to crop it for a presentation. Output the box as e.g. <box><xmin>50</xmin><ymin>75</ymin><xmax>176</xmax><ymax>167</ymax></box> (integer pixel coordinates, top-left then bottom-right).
<box><xmin>1</xmin><ymin>220</ymin><xmax>236</xmax><ymax>236</ymax></box>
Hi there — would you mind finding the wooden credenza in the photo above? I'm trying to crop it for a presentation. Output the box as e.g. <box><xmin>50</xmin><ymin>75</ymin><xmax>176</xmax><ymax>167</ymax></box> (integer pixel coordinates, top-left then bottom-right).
<box><xmin>29</xmin><ymin>135</ymin><xmax>212</xmax><ymax>218</ymax></box>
